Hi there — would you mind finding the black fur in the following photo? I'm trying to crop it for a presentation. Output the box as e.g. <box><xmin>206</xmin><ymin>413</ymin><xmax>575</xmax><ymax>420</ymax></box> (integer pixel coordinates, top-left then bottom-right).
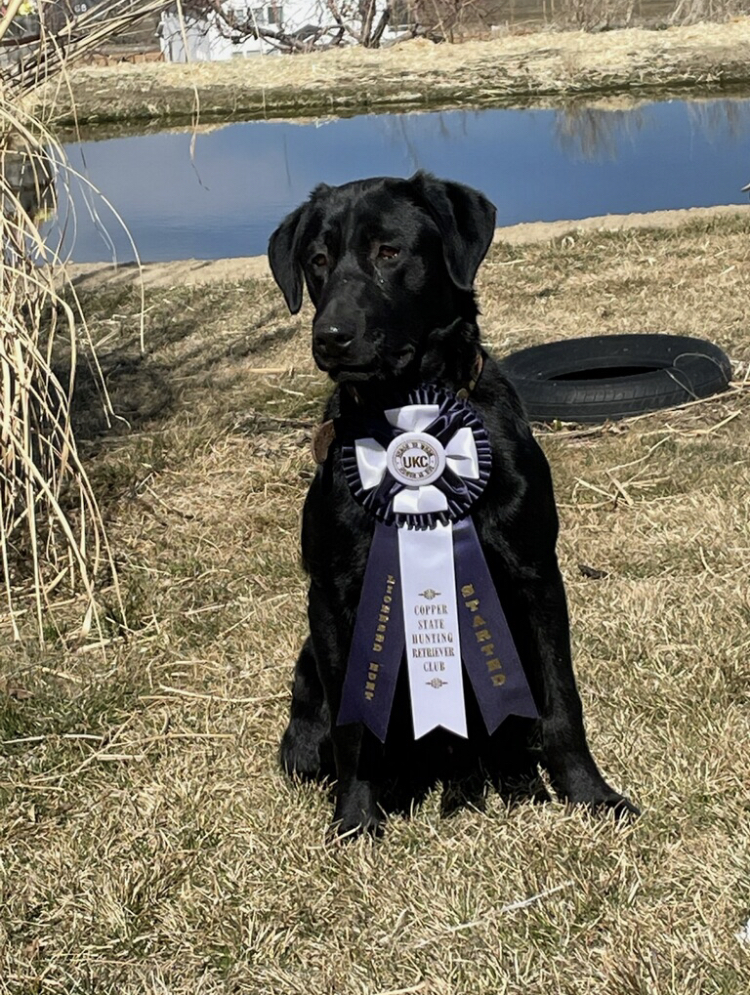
<box><xmin>268</xmin><ymin>172</ymin><xmax>637</xmax><ymax>838</ymax></box>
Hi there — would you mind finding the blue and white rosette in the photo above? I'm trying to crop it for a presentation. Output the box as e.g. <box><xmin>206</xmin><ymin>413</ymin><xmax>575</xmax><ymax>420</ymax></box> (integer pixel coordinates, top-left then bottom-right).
<box><xmin>337</xmin><ymin>387</ymin><xmax>538</xmax><ymax>742</ymax></box>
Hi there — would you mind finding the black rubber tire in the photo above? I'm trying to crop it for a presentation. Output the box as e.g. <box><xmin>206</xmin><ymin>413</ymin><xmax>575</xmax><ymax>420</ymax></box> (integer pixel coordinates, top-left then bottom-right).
<box><xmin>498</xmin><ymin>334</ymin><xmax>732</xmax><ymax>424</ymax></box>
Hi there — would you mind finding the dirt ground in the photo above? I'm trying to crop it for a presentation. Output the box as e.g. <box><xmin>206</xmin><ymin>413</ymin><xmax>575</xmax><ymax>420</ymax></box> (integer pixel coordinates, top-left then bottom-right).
<box><xmin>38</xmin><ymin>18</ymin><xmax>750</xmax><ymax>127</ymax></box>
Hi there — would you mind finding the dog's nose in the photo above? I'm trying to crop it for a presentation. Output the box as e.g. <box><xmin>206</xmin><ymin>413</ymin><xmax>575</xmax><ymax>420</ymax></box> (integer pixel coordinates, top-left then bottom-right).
<box><xmin>313</xmin><ymin>324</ymin><xmax>354</xmax><ymax>360</ymax></box>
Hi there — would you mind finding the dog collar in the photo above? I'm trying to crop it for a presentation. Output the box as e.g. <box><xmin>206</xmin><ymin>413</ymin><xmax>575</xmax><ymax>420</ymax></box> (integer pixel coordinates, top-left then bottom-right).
<box><xmin>310</xmin><ymin>351</ymin><xmax>485</xmax><ymax>465</ymax></box>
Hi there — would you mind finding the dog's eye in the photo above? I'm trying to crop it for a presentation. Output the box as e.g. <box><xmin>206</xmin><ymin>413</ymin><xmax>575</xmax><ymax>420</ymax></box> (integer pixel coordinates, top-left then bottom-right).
<box><xmin>311</xmin><ymin>253</ymin><xmax>328</xmax><ymax>267</ymax></box>
<box><xmin>377</xmin><ymin>245</ymin><xmax>400</xmax><ymax>260</ymax></box>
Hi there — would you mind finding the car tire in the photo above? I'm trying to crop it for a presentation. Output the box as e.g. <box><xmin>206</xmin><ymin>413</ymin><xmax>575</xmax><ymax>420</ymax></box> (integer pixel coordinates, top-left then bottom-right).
<box><xmin>498</xmin><ymin>334</ymin><xmax>732</xmax><ymax>424</ymax></box>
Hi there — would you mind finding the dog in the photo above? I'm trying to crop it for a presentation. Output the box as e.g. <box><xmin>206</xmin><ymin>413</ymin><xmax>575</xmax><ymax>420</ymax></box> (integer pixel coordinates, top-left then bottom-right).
<box><xmin>268</xmin><ymin>172</ymin><xmax>637</xmax><ymax>837</ymax></box>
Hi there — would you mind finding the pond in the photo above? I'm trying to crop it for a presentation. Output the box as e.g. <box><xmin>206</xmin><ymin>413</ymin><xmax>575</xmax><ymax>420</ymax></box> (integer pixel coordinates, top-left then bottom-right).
<box><xmin>50</xmin><ymin>95</ymin><xmax>750</xmax><ymax>264</ymax></box>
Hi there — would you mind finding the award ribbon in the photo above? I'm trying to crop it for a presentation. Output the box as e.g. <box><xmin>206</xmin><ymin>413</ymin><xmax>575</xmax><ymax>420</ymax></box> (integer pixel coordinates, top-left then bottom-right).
<box><xmin>337</xmin><ymin>387</ymin><xmax>538</xmax><ymax>741</ymax></box>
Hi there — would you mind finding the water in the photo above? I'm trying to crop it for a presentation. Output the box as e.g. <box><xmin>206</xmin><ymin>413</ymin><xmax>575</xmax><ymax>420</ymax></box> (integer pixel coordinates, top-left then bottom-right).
<box><xmin>51</xmin><ymin>96</ymin><xmax>750</xmax><ymax>264</ymax></box>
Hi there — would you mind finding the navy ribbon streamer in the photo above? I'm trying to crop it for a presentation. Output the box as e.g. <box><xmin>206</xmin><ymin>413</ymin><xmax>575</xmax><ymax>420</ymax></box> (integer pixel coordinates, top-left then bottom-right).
<box><xmin>337</xmin><ymin>522</ymin><xmax>403</xmax><ymax>743</ymax></box>
<box><xmin>453</xmin><ymin>517</ymin><xmax>539</xmax><ymax>728</ymax></box>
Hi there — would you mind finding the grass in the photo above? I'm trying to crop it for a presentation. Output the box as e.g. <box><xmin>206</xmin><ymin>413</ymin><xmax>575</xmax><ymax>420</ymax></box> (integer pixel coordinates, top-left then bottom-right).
<box><xmin>1</xmin><ymin>214</ymin><xmax>750</xmax><ymax>992</ymax></box>
<box><xmin>0</xmin><ymin>111</ymin><xmax>122</xmax><ymax>645</ymax></box>
<box><xmin>0</xmin><ymin>4</ymin><xmax>186</xmax><ymax>647</ymax></box>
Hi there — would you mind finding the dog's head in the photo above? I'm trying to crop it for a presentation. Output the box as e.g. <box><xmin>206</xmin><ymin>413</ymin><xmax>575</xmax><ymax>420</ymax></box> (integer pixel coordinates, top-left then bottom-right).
<box><xmin>268</xmin><ymin>172</ymin><xmax>496</xmax><ymax>384</ymax></box>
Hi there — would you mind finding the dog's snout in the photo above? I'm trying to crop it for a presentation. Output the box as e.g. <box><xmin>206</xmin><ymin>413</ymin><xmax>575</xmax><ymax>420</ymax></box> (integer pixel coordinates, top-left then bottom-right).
<box><xmin>313</xmin><ymin>323</ymin><xmax>355</xmax><ymax>360</ymax></box>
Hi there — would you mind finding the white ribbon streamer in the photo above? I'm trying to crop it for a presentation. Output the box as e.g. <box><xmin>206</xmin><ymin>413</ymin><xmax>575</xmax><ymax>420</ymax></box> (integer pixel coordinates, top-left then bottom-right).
<box><xmin>398</xmin><ymin>523</ymin><xmax>467</xmax><ymax>738</ymax></box>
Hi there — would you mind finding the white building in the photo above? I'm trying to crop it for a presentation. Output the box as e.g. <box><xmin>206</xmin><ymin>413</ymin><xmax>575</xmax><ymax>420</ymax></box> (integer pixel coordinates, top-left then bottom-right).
<box><xmin>158</xmin><ymin>0</ymin><xmax>400</xmax><ymax>62</ymax></box>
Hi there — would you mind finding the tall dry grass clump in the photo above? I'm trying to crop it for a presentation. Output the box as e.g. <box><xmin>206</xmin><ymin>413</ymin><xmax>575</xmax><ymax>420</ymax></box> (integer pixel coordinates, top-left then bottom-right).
<box><xmin>0</xmin><ymin>2</ymin><xmax>174</xmax><ymax>641</ymax></box>
<box><xmin>0</xmin><ymin>112</ymin><xmax>116</xmax><ymax>646</ymax></box>
<box><xmin>0</xmin><ymin>111</ymin><xmax>110</xmax><ymax>641</ymax></box>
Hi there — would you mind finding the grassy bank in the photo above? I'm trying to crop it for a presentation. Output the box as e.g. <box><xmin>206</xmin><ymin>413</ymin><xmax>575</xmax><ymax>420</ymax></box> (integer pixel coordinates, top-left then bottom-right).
<box><xmin>37</xmin><ymin>19</ymin><xmax>750</xmax><ymax>127</ymax></box>
<box><xmin>1</xmin><ymin>212</ymin><xmax>749</xmax><ymax>992</ymax></box>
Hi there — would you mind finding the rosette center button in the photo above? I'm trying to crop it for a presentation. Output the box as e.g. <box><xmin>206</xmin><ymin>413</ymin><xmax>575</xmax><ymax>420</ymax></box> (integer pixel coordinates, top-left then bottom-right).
<box><xmin>386</xmin><ymin>432</ymin><xmax>446</xmax><ymax>488</ymax></box>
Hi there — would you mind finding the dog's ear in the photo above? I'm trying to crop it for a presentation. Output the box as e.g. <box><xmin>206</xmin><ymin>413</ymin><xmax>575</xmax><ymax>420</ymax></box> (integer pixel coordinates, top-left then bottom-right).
<box><xmin>409</xmin><ymin>172</ymin><xmax>496</xmax><ymax>290</ymax></box>
<box><xmin>269</xmin><ymin>184</ymin><xmax>331</xmax><ymax>312</ymax></box>
<box><xmin>268</xmin><ymin>204</ymin><xmax>306</xmax><ymax>314</ymax></box>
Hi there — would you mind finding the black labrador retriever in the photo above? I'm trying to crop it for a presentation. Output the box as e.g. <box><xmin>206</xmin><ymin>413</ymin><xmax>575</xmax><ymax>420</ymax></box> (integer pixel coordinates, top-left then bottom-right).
<box><xmin>268</xmin><ymin>172</ymin><xmax>637</xmax><ymax>837</ymax></box>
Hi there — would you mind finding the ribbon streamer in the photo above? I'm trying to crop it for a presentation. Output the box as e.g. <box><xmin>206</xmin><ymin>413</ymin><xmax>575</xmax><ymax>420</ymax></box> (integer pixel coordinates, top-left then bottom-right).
<box><xmin>337</xmin><ymin>388</ymin><xmax>538</xmax><ymax>742</ymax></box>
<box><xmin>337</xmin><ymin>521</ymin><xmax>403</xmax><ymax>743</ymax></box>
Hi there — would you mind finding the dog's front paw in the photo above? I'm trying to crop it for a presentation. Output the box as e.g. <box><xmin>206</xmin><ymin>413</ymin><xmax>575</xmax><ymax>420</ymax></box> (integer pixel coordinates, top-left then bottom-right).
<box><xmin>328</xmin><ymin>811</ymin><xmax>385</xmax><ymax>842</ymax></box>
<box><xmin>279</xmin><ymin>719</ymin><xmax>333</xmax><ymax>782</ymax></box>
<box><xmin>330</xmin><ymin>785</ymin><xmax>384</xmax><ymax>841</ymax></box>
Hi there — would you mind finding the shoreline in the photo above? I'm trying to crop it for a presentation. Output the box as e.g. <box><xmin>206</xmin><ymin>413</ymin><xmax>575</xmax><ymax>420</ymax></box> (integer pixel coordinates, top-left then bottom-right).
<box><xmin>66</xmin><ymin>203</ymin><xmax>750</xmax><ymax>291</ymax></box>
<box><xmin>38</xmin><ymin>20</ymin><xmax>750</xmax><ymax>127</ymax></box>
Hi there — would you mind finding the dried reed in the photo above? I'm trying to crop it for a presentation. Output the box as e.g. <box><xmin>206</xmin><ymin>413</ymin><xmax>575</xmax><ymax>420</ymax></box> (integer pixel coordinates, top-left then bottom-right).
<box><xmin>2</xmin><ymin>0</ymin><xmax>172</xmax><ymax>96</ymax></box>
<box><xmin>0</xmin><ymin>3</ymin><xmax>178</xmax><ymax>641</ymax></box>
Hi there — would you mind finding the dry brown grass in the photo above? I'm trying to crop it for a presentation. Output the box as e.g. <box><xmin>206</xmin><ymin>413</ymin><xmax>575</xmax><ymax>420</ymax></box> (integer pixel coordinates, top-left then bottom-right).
<box><xmin>0</xmin><ymin>103</ymin><xmax>123</xmax><ymax>645</ymax></box>
<box><xmin>1</xmin><ymin>1</ymin><xmax>187</xmax><ymax>646</ymax></box>
<box><xmin>36</xmin><ymin>18</ymin><xmax>750</xmax><ymax>126</ymax></box>
<box><xmin>1</xmin><ymin>213</ymin><xmax>750</xmax><ymax>992</ymax></box>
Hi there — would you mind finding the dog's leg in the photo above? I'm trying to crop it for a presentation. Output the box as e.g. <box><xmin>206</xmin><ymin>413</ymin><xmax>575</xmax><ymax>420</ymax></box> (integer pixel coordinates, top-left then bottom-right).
<box><xmin>505</xmin><ymin>571</ymin><xmax>639</xmax><ymax>816</ymax></box>
<box><xmin>483</xmin><ymin>718</ymin><xmax>551</xmax><ymax>806</ymax></box>
<box><xmin>328</xmin><ymin>724</ymin><xmax>384</xmax><ymax>839</ymax></box>
<box><xmin>279</xmin><ymin>636</ymin><xmax>333</xmax><ymax>781</ymax></box>
<box><xmin>476</xmin><ymin>408</ymin><xmax>638</xmax><ymax>816</ymax></box>
<box><xmin>307</xmin><ymin>584</ymin><xmax>385</xmax><ymax>839</ymax></box>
